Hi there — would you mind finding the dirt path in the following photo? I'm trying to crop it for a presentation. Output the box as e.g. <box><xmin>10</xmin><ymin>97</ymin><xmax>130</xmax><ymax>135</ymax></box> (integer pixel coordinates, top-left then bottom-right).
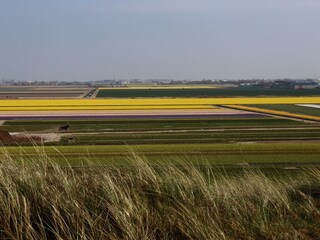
<box><xmin>11</xmin><ymin>132</ymin><xmax>62</xmax><ymax>143</ymax></box>
<box><xmin>90</xmin><ymin>88</ymin><xmax>99</xmax><ymax>98</ymax></box>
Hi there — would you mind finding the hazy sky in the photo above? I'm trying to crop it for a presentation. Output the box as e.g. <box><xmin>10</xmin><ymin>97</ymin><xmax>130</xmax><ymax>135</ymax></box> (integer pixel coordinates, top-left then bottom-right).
<box><xmin>1</xmin><ymin>0</ymin><xmax>320</xmax><ymax>81</ymax></box>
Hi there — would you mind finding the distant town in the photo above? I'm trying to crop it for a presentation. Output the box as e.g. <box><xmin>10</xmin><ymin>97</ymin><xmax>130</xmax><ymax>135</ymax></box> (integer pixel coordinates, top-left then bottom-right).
<box><xmin>1</xmin><ymin>78</ymin><xmax>320</xmax><ymax>90</ymax></box>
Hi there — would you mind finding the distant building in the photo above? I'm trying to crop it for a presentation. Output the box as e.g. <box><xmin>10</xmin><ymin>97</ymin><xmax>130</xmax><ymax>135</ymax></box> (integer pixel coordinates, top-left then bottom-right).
<box><xmin>293</xmin><ymin>79</ymin><xmax>319</xmax><ymax>89</ymax></box>
<box><xmin>271</xmin><ymin>79</ymin><xmax>319</xmax><ymax>89</ymax></box>
<box><xmin>271</xmin><ymin>80</ymin><xmax>295</xmax><ymax>89</ymax></box>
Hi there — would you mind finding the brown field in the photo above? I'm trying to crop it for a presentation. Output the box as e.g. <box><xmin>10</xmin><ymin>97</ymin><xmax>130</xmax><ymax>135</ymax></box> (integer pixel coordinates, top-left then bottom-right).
<box><xmin>0</xmin><ymin>108</ymin><xmax>264</xmax><ymax>120</ymax></box>
<box><xmin>0</xmin><ymin>87</ymin><xmax>94</xmax><ymax>99</ymax></box>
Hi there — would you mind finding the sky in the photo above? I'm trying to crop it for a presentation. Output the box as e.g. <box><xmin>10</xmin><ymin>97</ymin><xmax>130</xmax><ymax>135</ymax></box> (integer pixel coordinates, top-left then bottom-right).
<box><xmin>1</xmin><ymin>0</ymin><xmax>320</xmax><ymax>81</ymax></box>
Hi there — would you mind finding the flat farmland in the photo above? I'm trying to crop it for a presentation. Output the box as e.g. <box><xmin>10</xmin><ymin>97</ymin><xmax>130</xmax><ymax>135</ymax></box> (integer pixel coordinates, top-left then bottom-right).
<box><xmin>227</xmin><ymin>104</ymin><xmax>320</xmax><ymax>121</ymax></box>
<box><xmin>0</xmin><ymin>97</ymin><xmax>319</xmax><ymax>109</ymax></box>
<box><xmin>0</xmin><ymin>86</ymin><xmax>94</xmax><ymax>99</ymax></box>
<box><xmin>2</xmin><ymin>116</ymin><xmax>320</xmax><ymax>147</ymax></box>
<box><xmin>246</xmin><ymin>104</ymin><xmax>320</xmax><ymax>117</ymax></box>
<box><xmin>1</xmin><ymin>118</ymin><xmax>301</xmax><ymax>132</ymax></box>
<box><xmin>0</xmin><ymin>110</ymin><xmax>264</xmax><ymax>120</ymax></box>
<box><xmin>98</xmin><ymin>85</ymin><xmax>221</xmax><ymax>89</ymax></box>
<box><xmin>4</xmin><ymin>143</ymin><xmax>320</xmax><ymax>166</ymax></box>
<box><xmin>58</xmin><ymin>128</ymin><xmax>320</xmax><ymax>145</ymax></box>
<box><xmin>0</xmin><ymin>97</ymin><xmax>319</xmax><ymax>120</ymax></box>
<box><xmin>0</xmin><ymin>96</ymin><xmax>319</xmax><ymax>168</ymax></box>
<box><xmin>96</xmin><ymin>87</ymin><xmax>320</xmax><ymax>98</ymax></box>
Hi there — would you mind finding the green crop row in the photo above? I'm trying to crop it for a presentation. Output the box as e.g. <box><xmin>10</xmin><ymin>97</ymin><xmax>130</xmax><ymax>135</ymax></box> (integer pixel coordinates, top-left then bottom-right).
<box><xmin>96</xmin><ymin>88</ymin><xmax>320</xmax><ymax>98</ymax></box>
<box><xmin>4</xmin><ymin>142</ymin><xmax>320</xmax><ymax>154</ymax></box>
<box><xmin>58</xmin><ymin>128</ymin><xmax>320</xmax><ymax>145</ymax></box>
<box><xmin>1</xmin><ymin>118</ymin><xmax>306</xmax><ymax>133</ymax></box>
<box><xmin>3</xmin><ymin>142</ymin><xmax>320</xmax><ymax>166</ymax></box>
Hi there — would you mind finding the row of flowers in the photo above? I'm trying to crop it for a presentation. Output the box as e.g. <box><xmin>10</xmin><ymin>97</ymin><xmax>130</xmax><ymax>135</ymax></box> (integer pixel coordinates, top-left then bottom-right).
<box><xmin>227</xmin><ymin>105</ymin><xmax>320</xmax><ymax>122</ymax></box>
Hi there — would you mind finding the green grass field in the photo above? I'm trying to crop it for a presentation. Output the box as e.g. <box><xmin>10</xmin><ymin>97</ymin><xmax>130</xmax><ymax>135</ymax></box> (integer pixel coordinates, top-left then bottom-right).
<box><xmin>0</xmin><ymin>117</ymin><xmax>306</xmax><ymax>132</ymax></box>
<box><xmin>4</xmin><ymin>142</ymin><xmax>320</xmax><ymax>166</ymax></box>
<box><xmin>96</xmin><ymin>87</ymin><xmax>320</xmax><ymax>98</ymax></box>
<box><xmin>2</xmin><ymin>111</ymin><xmax>320</xmax><ymax>168</ymax></box>
<box><xmin>59</xmin><ymin>128</ymin><xmax>320</xmax><ymax>145</ymax></box>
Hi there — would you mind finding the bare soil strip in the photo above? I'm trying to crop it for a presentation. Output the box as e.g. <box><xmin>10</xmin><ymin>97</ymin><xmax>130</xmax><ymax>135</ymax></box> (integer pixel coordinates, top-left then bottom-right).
<box><xmin>0</xmin><ymin>108</ymin><xmax>264</xmax><ymax>120</ymax></box>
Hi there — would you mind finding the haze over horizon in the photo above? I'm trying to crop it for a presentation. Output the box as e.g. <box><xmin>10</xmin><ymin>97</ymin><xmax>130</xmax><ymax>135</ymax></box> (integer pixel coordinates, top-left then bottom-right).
<box><xmin>1</xmin><ymin>0</ymin><xmax>320</xmax><ymax>81</ymax></box>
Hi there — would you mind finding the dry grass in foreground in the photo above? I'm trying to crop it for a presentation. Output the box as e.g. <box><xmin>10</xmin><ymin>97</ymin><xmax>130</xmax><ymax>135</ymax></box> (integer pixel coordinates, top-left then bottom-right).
<box><xmin>0</xmin><ymin>151</ymin><xmax>320</xmax><ymax>239</ymax></box>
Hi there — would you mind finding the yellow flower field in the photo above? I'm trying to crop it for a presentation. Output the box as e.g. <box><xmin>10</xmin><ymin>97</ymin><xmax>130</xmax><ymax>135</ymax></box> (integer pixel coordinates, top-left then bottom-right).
<box><xmin>0</xmin><ymin>97</ymin><xmax>319</xmax><ymax>112</ymax></box>
<box><xmin>227</xmin><ymin>105</ymin><xmax>320</xmax><ymax>121</ymax></box>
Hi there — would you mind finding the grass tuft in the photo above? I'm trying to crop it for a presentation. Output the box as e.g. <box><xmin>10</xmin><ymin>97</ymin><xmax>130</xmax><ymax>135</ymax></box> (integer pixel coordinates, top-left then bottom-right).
<box><xmin>0</xmin><ymin>150</ymin><xmax>319</xmax><ymax>239</ymax></box>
